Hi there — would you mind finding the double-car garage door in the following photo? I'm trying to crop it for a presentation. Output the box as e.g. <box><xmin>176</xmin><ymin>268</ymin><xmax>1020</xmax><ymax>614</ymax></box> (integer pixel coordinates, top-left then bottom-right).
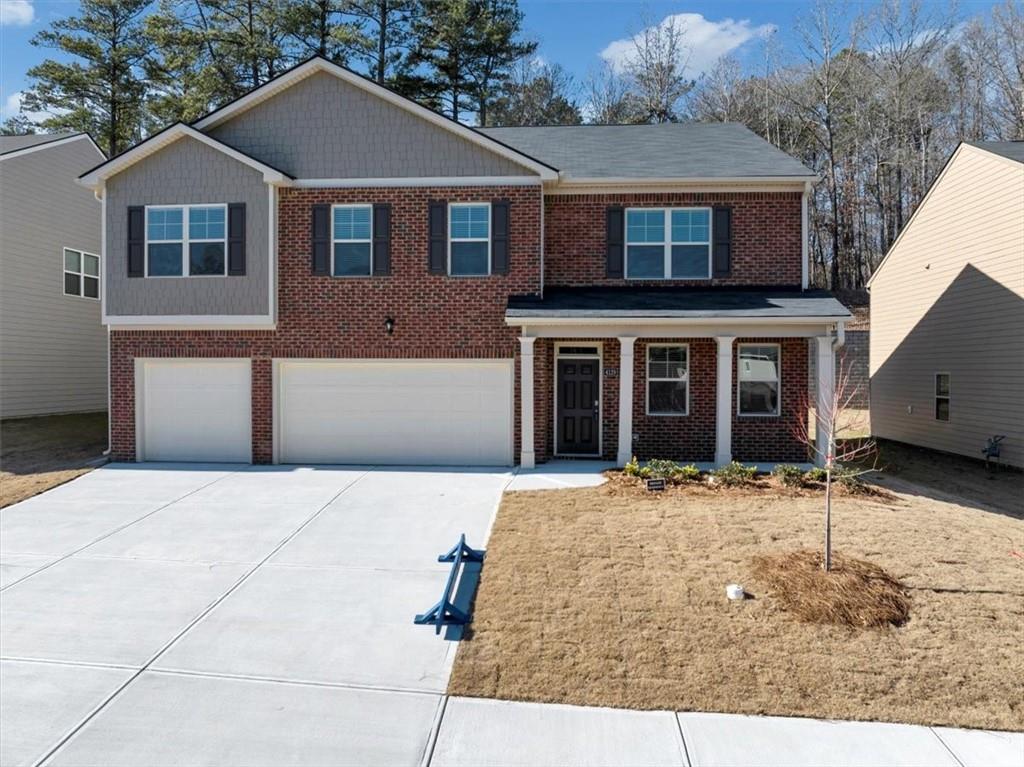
<box><xmin>135</xmin><ymin>358</ymin><xmax>513</xmax><ymax>466</ymax></box>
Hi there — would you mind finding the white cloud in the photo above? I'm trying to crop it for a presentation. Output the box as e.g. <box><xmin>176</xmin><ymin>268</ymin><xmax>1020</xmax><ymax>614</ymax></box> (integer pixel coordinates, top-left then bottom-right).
<box><xmin>1</xmin><ymin>90</ymin><xmax>56</xmax><ymax>122</ymax></box>
<box><xmin>600</xmin><ymin>13</ymin><xmax>775</xmax><ymax>78</ymax></box>
<box><xmin>0</xmin><ymin>0</ymin><xmax>35</xmax><ymax>26</ymax></box>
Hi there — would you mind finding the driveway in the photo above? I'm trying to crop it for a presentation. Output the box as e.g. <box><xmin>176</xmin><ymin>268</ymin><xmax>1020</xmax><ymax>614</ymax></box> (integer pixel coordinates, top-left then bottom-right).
<box><xmin>0</xmin><ymin>464</ymin><xmax>511</xmax><ymax>766</ymax></box>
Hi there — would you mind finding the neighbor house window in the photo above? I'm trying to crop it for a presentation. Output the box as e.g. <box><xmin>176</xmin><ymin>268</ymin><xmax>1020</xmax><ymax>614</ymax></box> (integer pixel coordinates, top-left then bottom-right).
<box><xmin>647</xmin><ymin>345</ymin><xmax>688</xmax><ymax>415</ymax></box>
<box><xmin>738</xmin><ymin>344</ymin><xmax>780</xmax><ymax>416</ymax></box>
<box><xmin>625</xmin><ymin>208</ymin><xmax>711</xmax><ymax>280</ymax></box>
<box><xmin>449</xmin><ymin>202</ymin><xmax>490</xmax><ymax>276</ymax></box>
<box><xmin>332</xmin><ymin>205</ymin><xmax>372</xmax><ymax>276</ymax></box>
<box><xmin>935</xmin><ymin>373</ymin><xmax>950</xmax><ymax>421</ymax></box>
<box><xmin>146</xmin><ymin>204</ymin><xmax>226</xmax><ymax>277</ymax></box>
<box><xmin>63</xmin><ymin>248</ymin><xmax>100</xmax><ymax>299</ymax></box>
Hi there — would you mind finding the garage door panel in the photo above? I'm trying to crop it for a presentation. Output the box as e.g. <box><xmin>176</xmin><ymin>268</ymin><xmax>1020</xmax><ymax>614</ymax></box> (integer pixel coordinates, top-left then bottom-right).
<box><xmin>139</xmin><ymin>360</ymin><xmax>251</xmax><ymax>463</ymax></box>
<box><xmin>278</xmin><ymin>361</ymin><xmax>513</xmax><ymax>466</ymax></box>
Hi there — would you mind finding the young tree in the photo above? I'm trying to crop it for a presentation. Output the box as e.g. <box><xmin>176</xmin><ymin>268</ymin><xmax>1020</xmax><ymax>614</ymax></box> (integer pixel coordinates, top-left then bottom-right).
<box><xmin>793</xmin><ymin>357</ymin><xmax>877</xmax><ymax>571</ymax></box>
<box><xmin>20</xmin><ymin>0</ymin><xmax>151</xmax><ymax>155</ymax></box>
<box><xmin>486</xmin><ymin>59</ymin><xmax>581</xmax><ymax>126</ymax></box>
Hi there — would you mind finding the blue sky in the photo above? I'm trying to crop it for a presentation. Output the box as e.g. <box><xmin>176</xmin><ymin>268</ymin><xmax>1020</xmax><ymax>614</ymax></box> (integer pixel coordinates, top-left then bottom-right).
<box><xmin>0</xmin><ymin>0</ymin><xmax>993</xmax><ymax>123</ymax></box>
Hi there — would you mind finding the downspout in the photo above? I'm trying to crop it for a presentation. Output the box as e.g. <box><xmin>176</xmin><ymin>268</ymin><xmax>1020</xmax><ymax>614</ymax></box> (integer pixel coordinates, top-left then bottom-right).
<box><xmin>801</xmin><ymin>181</ymin><xmax>811</xmax><ymax>290</ymax></box>
<box><xmin>95</xmin><ymin>184</ymin><xmax>112</xmax><ymax>458</ymax></box>
<box><xmin>539</xmin><ymin>181</ymin><xmax>546</xmax><ymax>298</ymax></box>
<box><xmin>833</xmin><ymin>320</ymin><xmax>846</xmax><ymax>352</ymax></box>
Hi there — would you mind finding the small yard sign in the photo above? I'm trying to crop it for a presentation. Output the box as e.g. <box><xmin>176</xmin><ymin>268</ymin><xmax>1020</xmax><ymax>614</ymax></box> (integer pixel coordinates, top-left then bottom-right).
<box><xmin>645</xmin><ymin>478</ymin><xmax>666</xmax><ymax>492</ymax></box>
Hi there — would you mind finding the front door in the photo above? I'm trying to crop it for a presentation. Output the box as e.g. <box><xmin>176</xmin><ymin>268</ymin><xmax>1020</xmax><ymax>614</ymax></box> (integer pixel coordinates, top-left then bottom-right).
<box><xmin>556</xmin><ymin>358</ymin><xmax>600</xmax><ymax>455</ymax></box>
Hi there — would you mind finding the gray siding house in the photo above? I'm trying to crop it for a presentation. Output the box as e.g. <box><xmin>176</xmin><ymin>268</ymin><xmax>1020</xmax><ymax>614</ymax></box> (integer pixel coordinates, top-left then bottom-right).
<box><xmin>0</xmin><ymin>133</ymin><xmax>107</xmax><ymax>418</ymax></box>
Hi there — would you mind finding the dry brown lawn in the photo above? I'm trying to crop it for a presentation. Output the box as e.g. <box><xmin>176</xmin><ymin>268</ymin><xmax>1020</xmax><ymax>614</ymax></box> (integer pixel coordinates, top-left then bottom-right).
<box><xmin>1</xmin><ymin>413</ymin><xmax>108</xmax><ymax>508</ymax></box>
<box><xmin>449</xmin><ymin>479</ymin><xmax>1024</xmax><ymax>731</ymax></box>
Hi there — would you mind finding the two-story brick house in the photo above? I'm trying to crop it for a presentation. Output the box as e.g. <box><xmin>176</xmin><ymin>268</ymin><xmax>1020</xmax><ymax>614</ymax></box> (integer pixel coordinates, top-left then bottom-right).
<box><xmin>78</xmin><ymin>57</ymin><xmax>849</xmax><ymax>468</ymax></box>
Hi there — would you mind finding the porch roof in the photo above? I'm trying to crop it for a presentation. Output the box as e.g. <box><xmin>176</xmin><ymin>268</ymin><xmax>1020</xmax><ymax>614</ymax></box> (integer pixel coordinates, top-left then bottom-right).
<box><xmin>506</xmin><ymin>286</ymin><xmax>851</xmax><ymax>321</ymax></box>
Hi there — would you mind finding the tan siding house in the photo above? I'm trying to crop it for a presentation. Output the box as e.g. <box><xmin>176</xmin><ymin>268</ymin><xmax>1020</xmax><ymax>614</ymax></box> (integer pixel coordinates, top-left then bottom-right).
<box><xmin>868</xmin><ymin>141</ymin><xmax>1024</xmax><ymax>467</ymax></box>
<box><xmin>0</xmin><ymin>133</ymin><xmax>107</xmax><ymax>418</ymax></box>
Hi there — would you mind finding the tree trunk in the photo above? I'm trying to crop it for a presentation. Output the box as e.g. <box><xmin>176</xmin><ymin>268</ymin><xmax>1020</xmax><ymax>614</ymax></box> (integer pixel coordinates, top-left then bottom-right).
<box><xmin>377</xmin><ymin>0</ymin><xmax>387</xmax><ymax>84</ymax></box>
<box><xmin>824</xmin><ymin>464</ymin><xmax>833</xmax><ymax>572</ymax></box>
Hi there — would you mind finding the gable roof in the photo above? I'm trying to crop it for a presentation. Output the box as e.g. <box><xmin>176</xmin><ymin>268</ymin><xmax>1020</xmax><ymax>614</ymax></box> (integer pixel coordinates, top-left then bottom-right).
<box><xmin>78</xmin><ymin>123</ymin><xmax>293</xmax><ymax>189</ymax></box>
<box><xmin>0</xmin><ymin>132</ymin><xmax>103</xmax><ymax>162</ymax></box>
<box><xmin>192</xmin><ymin>56</ymin><xmax>558</xmax><ymax>180</ymax></box>
<box><xmin>478</xmin><ymin>123</ymin><xmax>816</xmax><ymax>183</ymax></box>
<box><xmin>966</xmin><ymin>140</ymin><xmax>1024</xmax><ymax>164</ymax></box>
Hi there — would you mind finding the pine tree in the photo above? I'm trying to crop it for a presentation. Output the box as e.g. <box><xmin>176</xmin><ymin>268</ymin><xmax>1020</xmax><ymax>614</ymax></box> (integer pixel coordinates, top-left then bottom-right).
<box><xmin>346</xmin><ymin>0</ymin><xmax>418</xmax><ymax>85</ymax></box>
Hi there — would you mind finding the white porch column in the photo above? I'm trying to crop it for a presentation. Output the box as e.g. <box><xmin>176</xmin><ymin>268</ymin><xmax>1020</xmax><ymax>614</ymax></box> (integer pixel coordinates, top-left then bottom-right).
<box><xmin>815</xmin><ymin>335</ymin><xmax>836</xmax><ymax>467</ymax></box>
<box><xmin>715</xmin><ymin>336</ymin><xmax>735</xmax><ymax>466</ymax></box>
<box><xmin>617</xmin><ymin>337</ymin><xmax>636</xmax><ymax>466</ymax></box>
<box><xmin>519</xmin><ymin>336</ymin><xmax>536</xmax><ymax>469</ymax></box>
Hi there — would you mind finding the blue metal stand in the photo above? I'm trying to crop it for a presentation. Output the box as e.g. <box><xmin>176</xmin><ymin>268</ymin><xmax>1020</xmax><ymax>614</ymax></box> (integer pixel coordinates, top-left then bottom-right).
<box><xmin>415</xmin><ymin>534</ymin><xmax>485</xmax><ymax>635</ymax></box>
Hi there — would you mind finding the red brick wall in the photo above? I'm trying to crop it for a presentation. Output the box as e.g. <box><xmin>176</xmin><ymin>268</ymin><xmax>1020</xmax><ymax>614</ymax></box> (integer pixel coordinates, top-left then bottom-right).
<box><xmin>110</xmin><ymin>184</ymin><xmax>542</xmax><ymax>462</ymax></box>
<box><xmin>544</xmin><ymin>192</ymin><xmax>802</xmax><ymax>287</ymax></box>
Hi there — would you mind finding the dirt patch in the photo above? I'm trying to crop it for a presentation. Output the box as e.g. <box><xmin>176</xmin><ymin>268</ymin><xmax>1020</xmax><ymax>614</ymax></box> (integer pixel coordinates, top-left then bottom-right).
<box><xmin>1</xmin><ymin>413</ymin><xmax>108</xmax><ymax>508</ymax></box>
<box><xmin>601</xmin><ymin>470</ymin><xmax>895</xmax><ymax>502</ymax></box>
<box><xmin>449</xmin><ymin>483</ymin><xmax>1024</xmax><ymax>730</ymax></box>
<box><xmin>750</xmin><ymin>550</ymin><xmax>910</xmax><ymax>628</ymax></box>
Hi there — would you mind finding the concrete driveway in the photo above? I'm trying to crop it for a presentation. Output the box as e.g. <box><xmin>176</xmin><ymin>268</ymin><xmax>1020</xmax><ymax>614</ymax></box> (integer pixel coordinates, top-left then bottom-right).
<box><xmin>0</xmin><ymin>464</ymin><xmax>511</xmax><ymax>767</ymax></box>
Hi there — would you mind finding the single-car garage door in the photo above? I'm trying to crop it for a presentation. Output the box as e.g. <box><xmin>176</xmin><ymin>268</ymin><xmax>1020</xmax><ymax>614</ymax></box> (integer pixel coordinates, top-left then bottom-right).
<box><xmin>136</xmin><ymin>358</ymin><xmax>251</xmax><ymax>462</ymax></box>
<box><xmin>276</xmin><ymin>360</ymin><xmax>513</xmax><ymax>466</ymax></box>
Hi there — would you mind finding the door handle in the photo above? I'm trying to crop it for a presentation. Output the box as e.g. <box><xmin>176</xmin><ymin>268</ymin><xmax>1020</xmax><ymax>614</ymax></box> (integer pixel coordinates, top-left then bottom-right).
<box><xmin>593</xmin><ymin>399</ymin><xmax>599</xmax><ymax>415</ymax></box>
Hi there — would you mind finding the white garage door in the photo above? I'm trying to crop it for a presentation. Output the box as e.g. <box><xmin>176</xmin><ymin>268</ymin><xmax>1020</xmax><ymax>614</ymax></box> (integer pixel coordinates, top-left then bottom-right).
<box><xmin>136</xmin><ymin>359</ymin><xmax>251</xmax><ymax>462</ymax></box>
<box><xmin>276</xmin><ymin>360</ymin><xmax>513</xmax><ymax>466</ymax></box>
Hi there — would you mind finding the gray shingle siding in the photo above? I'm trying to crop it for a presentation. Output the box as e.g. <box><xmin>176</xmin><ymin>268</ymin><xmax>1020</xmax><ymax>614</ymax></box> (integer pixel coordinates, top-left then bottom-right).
<box><xmin>105</xmin><ymin>135</ymin><xmax>269</xmax><ymax>317</ymax></box>
<box><xmin>208</xmin><ymin>71</ymin><xmax>536</xmax><ymax>179</ymax></box>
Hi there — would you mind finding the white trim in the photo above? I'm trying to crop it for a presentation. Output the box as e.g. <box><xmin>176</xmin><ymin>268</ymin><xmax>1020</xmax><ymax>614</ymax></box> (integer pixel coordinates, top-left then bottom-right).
<box><xmin>737</xmin><ymin>342</ymin><xmax>781</xmax><ymax>417</ymax></box>
<box><xmin>934</xmin><ymin>372</ymin><xmax>951</xmax><ymax>422</ymax></box>
<box><xmin>801</xmin><ymin>182</ymin><xmax>810</xmax><ymax>289</ymax></box>
<box><xmin>268</xmin><ymin>185</ymin><xmax>277</xmax><ymax>323</ymax></box>
<box><xmin>815</xmin><ymin>336</ymin><xmax>834</xmax><ymax>466</ymax></box>
<box><xmin>508</xmin><ymin>315</ymin><xmax>849</xmax><ymax>327</ymax></box>
<box><xmin>330</xmin><ymin>203</ymin><xmax>374</xmax><ymax>277</ymax></box>
<box><xmin>549</xmin><ymin>177</ymin><xmax>812</xmax><ymax>194</ymax></box>
<box><xmin>78</xmin><ymin>123</ymin><xmax>292</xmax><ymax>188</ymax></box>
<box><xmin>715</xmin><ymin>336</ymin><xmax>735</xmax><ymax>465</ymax></box>
<box><xmin>616</xmin><ymin>337</ymin><xmax>635</xmax><ymax>466</ymax></box>
<box><xmin>519</xmin><ymin>336</ymin><xmax>536</xmax><ymax>468</ymax></box>
<box><xmin>144</xmin><ymin>203</ymin><xmax>228</xmax><ymax>278</ymax></box>
<box><xmin>62</xmin><ymin>247</ymin><xmax>101</xmax><ymax>300</ymax></box>
<box><xmin>553</xmin><ymin>342</ymin><xmax>603</xmax><ymax>458</ymax></box>
<box><xmin>448</xmin><ymin>201</ymin><xmax>491</xmax><ymax>276</ymax></box>
<box><xmin>105</xmin><ymin>314</ymin><xmax>275</xmax><ymax>329</ymax></box>
<box><xmin>645</xmin><ymin>343</ymin><xmax>690</xmax><ymax>416</ymax></box>
<box><xmin>192</xmin><ymin>58</ymin><xmax>556</xmax><ymax>180</ymax></box>
<box><xmin>293</xmin><ymin>176</ymin><xmax>542</xmax><ymax>188</ymax></box>
<box><xmin>0</xmin><ymin>133</ymin><xmax>104</xmax><ymax>163</ymax></box>
<box><xmin>100</xmin><ymin>185</ymin><xmax>107</xmax><ymax>320</ymax></box>
<box><xmin>624</xmin><ymin>207</ymin><xmax>712</xmax><ymax>280</ymax></box>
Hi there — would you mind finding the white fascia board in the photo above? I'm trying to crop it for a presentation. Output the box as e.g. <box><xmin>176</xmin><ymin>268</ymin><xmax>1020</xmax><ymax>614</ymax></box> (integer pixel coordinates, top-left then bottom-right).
<box><xmin>192</xmin><ymin>58</ymin><xmax>557</xmax><ymax>181</ymax></box>
<box><xmin>293</xmin><ymin>176</ymin><xmax>542</xmax><ymax>188</ymax></box>
<box><xmin>104</xmin><ymin>314</ymin><xmax>276</xmax><ymax>330</ymax></box>
<box><xmin>0</xmin><ymin>133</ymin><xmax>104</xmax><ymax>162</ymax></box>
<box><xmin>506</xmin><ymin>315</ymin><xmax>849</xmax><ymax>327</ymax></box>
<box><xmin>549</xmin><ymin>176</ymin><xmax>814</xmax><ymax>193</ymax></box>
<box><xmin>78</xmin><ymin>123</ymin><xmax>293</xmax><ymax>189</ymax></box>
<box><xmin>513</xmin><ymin>320</ymin><xmax>840</xmax><ymax>339</ymax></box>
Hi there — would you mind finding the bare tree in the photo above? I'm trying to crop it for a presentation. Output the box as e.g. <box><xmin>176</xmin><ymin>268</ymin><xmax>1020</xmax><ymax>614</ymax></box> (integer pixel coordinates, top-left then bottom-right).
<box><xmin>584</xmin><ymin>60</ymin><xmax>639</xmax><ymax>124</ymax></box>
<box><xmin>978</xmin><ymin>0</ymin><xmax>1024</xmax><ymax>139</ymax></box>
<box><xmin>624</xmin><ymin>15</ymin><xmax>695</xmax><ymax>122</ymax></box>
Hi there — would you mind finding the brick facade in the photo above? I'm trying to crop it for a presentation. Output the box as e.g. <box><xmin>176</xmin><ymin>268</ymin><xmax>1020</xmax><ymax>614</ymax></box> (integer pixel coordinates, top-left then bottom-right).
<box><xmin>544</xmin><ymin>192</ymin><xmax>803</xmax><ymax>287</ymax></box>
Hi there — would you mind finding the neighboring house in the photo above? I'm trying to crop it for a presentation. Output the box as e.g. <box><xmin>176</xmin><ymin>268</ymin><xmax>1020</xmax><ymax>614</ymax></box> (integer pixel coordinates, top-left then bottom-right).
<box><xmin>0</xmin><ymin>132</ymin><xmax>107</xmax><ymax>419</ymax></box>
<box><xmin>77</xmin><ymin>56</ymin><xmax>850</xmax><ymax>467</ymax></box>
<box><xmin>868</xmin><ymin>140</ymin><xmax>1024</xmax><ymax>468</ymax></box>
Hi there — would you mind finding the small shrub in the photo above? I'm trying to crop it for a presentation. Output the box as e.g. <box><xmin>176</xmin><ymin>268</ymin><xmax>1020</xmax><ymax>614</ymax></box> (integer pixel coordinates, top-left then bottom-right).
<box><xmin>646</xmin><ymin>458</ymin><xmax>681</xmax><ymax>479</ymax></box>
<box><xmin>803</xmin><ymin>467</ymin><xmax>827</xmax><ymax>483</ymax></box>
<box><xmin>772</xmin><ymin>464</ymin><xmax>804</xmax><ymax>487</ymax></box>
<box><xmin>834</xmin><ymin>465</ymin><xmax>866</xmax><ymax>492</ymax></box>
<box><xmin>677</xmin><ymin>463</ymin><xmax>702</xmax><ymax>482</ymax></box>
<box><xmin>711</xmin><ymin>461</ymin><xmax>758</xmax><ymax>486</ymax></box>
<box><xmin>623</xmin><ymin>456</ymin><xmax>651</xmax><ymax>479</ymax></box>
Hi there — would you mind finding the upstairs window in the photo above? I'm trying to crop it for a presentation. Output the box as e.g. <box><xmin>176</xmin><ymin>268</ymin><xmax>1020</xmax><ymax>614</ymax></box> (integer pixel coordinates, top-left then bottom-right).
<box><xmin>647</xmin><ymin>345</ymin><xmax>689</xmax><ymax>415</ymax></box>
<box><xmin>332</xmin><ymin>205</ymin><xmax>372</xmax><ymax>276</ymax></box>
<box><xmin>935</xmin><ymin>373</ymin><xmax>950</xmax><ymax>421</ymax></box>
<box><xmin>449</xmin><ymin>203</ymin><xmax>490</xmax><ymax>276</ymax></box>
<box><xmin>63</xmin><ymin>248</ymin><xmax>100</xmax><ymax>299</ymax></box>
<box><xmin>146</xmin><ymin>204</ymin><xmax>226</xmax><ymax>277</ymax></box>
<box><xmin>738</xmin><ymin>344</ymin><xmax>780</xmax><ymax>416</ymax></box>
<box><xmin>625</xmin><ymin>208</ymin><xmax>711</xmax><ymax>280</ymax></box>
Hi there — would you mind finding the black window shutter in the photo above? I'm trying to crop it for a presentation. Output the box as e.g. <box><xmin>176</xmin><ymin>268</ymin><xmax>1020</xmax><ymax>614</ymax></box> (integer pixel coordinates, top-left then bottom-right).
<box><xmin>227</xmin><ymin>202</ymin><xmax>246</xmax><ymax>275</ymax></box>
<box><xmin>712</xmin><ymin>206</ymin><xmax>732</xmax><ymax>277</ymax></box>
<box><xmin>428</xmin><ymin>201</ymin><xmax>447</xmax><ymax>274</ymax></box>
<box><xmin>491</xmin><ymin>199</ymin><xmax>510</xmax><ymax>274</ymax></box>
<box><xmin>127</xmin><ymin>206</ymin><xmax>144</xmax><ymax>277</ymax></box>
<box><xmin>606</xmin><ymin>206</ymin><xmax>624</xmax><ymax>278</ymax></box>
<box><xmin>311</xmin><ymin>204</ymin><xmax>330</xmax><ymax>275</ymax></box>
<box><xmin>372</xmin><ymin>203</ymin><xmax>391</xmax><ymax>276</ymax></box>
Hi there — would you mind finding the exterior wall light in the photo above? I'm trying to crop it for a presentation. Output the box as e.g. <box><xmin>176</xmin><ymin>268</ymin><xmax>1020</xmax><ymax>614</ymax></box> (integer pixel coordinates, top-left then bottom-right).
<box><xmin>384</xmin><ymin>317</ymin><xmax>395</xmax><ymax>335</ymax></box>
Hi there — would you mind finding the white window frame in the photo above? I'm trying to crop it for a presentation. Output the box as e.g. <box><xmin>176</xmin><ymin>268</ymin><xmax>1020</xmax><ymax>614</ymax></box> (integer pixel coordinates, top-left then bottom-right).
<box><xmin>624</xmin><ymin>207</ymin><xmax>712</xmax><ymax>281</ymax></box>
<box><xmin>737</xmin><ymin>342</ymin><xmax>781</xmax><ymax>417</ymax></box>
<box><xmin>144</xmin><ymin>203</ymin><xmax>228</xmax><ymax>278</ymax></box>
<box><xmin>447</xmin><ymin>201</ymin><xmax>491</xmax><ymax>277</ymax></box>
<box><xmin>646</xmin><ymin>343</ymin><xmax>689</xmax><ymax>416</ymax></box>
<box><xmin>330</xmin><ymin>203</ymin><xmax>373</xmax><ymax>277</ymax></box>
<box><xmin>62</xmin><ymin>247</ymin><xmax>100</xmax><ymax>300</ymax></box>
<box><xmin>935</xmin><ymin>372</ymin><xmax>951</xmax><ymax>422</ymax></box>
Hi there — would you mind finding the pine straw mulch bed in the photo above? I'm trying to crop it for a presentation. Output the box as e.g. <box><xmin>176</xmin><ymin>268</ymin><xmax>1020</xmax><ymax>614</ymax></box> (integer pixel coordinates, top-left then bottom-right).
<box><xmin>600</xmin><ymin>470</ymin><xmax>894</xmax><ymax>501</ymax></box>
<box><xmin>448</xmin><ymin>479</ymin><xmax>1024</xmax><ymax>731</ymax></box>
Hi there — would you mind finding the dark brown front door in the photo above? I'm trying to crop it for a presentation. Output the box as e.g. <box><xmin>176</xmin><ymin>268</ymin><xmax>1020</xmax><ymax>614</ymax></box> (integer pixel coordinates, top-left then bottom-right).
<box><xmin>557</xmin><ymin>358</ymin><xmax>600</xmax><ymax>455</ymax></box>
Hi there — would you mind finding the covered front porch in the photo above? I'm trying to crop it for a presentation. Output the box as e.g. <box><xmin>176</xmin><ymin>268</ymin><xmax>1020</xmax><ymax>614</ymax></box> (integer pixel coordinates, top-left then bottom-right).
<box><xmin>508</xmin><ymin>287</ymin><xmax>852</xmax><ymax>469</ymax></box>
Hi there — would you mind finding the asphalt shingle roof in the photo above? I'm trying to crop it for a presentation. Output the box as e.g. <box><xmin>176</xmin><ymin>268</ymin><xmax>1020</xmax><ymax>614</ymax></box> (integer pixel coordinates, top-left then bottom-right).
<box><xmin>967</xmin><ymin>140</ymin><xmax>1024</xmax><ymax>164</ymax></box>
<box><xmin>478</xmin><ymin>122</ymin><xmax>816</xmax><ymax>180</ymax></box>
<box><xmin>506</xmin><ymin>286</ymin><xmax>851</xmax><ymax>320</ymax></box>
<box><xmin>0</xmin><ymin>132</ymin><xmax>82</xmax><ymax>156</ymax></box>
